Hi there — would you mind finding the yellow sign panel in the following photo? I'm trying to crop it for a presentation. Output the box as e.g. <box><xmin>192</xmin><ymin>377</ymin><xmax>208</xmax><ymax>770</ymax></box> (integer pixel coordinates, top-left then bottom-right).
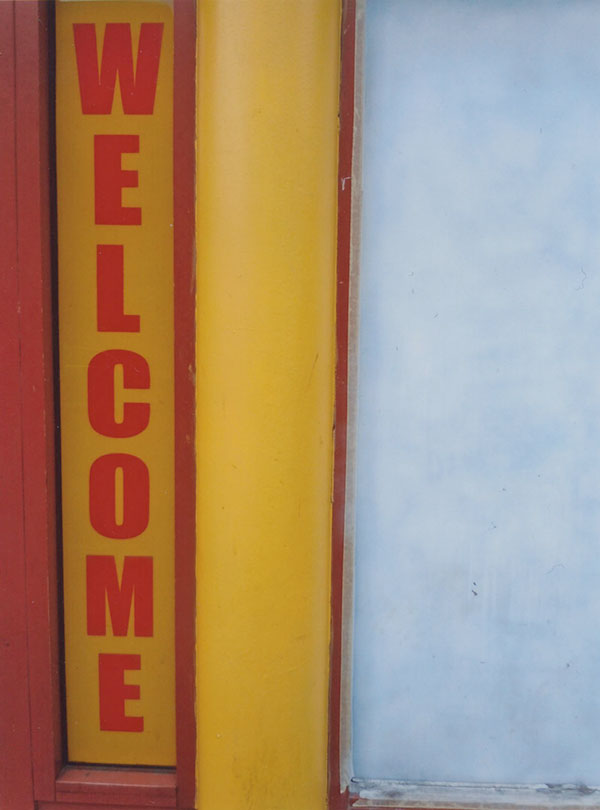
<box><xmin>56</xmin><ymin>0</ymin><xmax>175</xmax><ymax>765</ymax></box>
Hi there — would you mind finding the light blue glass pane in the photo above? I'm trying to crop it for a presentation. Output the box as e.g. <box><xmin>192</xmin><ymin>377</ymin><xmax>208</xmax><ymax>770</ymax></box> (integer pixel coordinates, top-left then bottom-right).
<box><xmin>353</xmin><ymin>0</ymin><xmax>600</xmax><ymax>785</ymax></box>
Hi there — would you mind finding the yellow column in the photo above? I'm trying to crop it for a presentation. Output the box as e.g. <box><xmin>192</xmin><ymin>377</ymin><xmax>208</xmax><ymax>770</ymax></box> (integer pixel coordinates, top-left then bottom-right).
<box><xmin>195</xmin><ymin>2</ymin><xmax>341</xmax><ymax>809</ymax></box>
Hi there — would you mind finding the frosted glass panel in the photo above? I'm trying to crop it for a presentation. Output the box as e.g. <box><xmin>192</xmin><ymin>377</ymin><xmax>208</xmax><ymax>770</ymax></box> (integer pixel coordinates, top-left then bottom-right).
<box><xmin>353</xmin><ymin>0</ymin><xmax>600</xmax><ymax>786</ymax></box>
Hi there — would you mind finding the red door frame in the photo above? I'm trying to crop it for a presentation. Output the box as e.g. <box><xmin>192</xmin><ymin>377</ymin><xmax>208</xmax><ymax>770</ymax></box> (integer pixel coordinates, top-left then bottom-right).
<box><xmin>329</xmin><ymin>2</ymin><xmax>357</xmax><ymax>809</ymax></box>
<box><xmin>0</xmin><ymin>4</ymin><xmax>60</xmax><ymax>808</ymax></box>
<box><xmin>0</xmin><ymin>2</ymin><xmax>197</xmax><ymax>809</ymax></box>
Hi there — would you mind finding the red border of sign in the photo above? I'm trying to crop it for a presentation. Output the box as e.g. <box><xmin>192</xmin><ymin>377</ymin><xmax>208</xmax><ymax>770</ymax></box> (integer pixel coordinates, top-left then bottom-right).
<box><xmin>173</xmin><ymin>0</ymin><xmax>197</xmax><ymax>805</ymax></box>
<box><xmin>0</xmin><ymin>2</ymin><xmax>197</xmax><ymax>809</ymax></box>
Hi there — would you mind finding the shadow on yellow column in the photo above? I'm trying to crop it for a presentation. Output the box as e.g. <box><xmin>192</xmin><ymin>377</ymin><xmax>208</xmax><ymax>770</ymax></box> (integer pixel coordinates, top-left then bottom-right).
<box><xmin>195</xmin><ymin>2</ymin><xmax>341</xmax><ymax>808</ymax></box>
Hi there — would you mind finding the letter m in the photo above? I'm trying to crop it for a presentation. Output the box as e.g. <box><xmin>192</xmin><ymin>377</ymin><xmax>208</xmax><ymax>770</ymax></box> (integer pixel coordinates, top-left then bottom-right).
<box><xmin>86</xmin><ymin>555</ymin><xmax>153</xmax><ymax>637</ymax></box>
<box><xmin>73</xmin><ymin>23</ymin><xmax>163</xmax><ymax>114</ymax></box>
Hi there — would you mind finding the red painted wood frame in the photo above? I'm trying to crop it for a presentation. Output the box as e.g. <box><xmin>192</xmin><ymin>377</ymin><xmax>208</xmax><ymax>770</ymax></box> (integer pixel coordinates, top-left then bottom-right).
<box><xmin>0</xmin><ymin>2</ymin><xmax>196</xmax><ymax>809</ymax></box>
<box><xmin>329</xmin><ymin>1</ymin><xmax>356</xmax><ymax>809</ymax></box>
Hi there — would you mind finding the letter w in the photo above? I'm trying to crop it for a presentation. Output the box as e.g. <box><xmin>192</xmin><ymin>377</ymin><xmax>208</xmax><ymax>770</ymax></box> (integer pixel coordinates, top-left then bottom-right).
<box><xmin>86</xmin><ymin>555</ymin><xmax>153</xmax><ymax>636</ymax></box>
<box><xmin>73</xmin><ymin>23</ymin><xmax>163</xmax><ymax>114</ymax></box>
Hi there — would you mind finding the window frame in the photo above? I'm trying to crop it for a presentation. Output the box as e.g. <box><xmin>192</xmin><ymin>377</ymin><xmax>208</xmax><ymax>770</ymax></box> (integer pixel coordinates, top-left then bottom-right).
<box><xmin>0</xmin><ymin>2</ymin><xmax>197</xmax><ymax>807</ymax></box>
<box><xmin>330</xmin><ymin>1</ymin><xmax>358</xmax><ymax>808</ymax></box>
<box><xmin>329</xmin><ymin>2</ymin><xmax>600</xmax><ymax>809</ymax></box>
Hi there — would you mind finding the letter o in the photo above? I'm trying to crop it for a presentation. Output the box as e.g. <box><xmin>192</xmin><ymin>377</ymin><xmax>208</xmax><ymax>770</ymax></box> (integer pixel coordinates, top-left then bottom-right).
<box><xmin>89</xmin><ymin>453</ymin><xmax>149</xmax><ymax>538</ymax></box>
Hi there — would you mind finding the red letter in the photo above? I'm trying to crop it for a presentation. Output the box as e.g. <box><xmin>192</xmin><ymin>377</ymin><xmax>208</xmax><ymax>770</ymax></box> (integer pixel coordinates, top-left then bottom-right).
<box><xmin>97</xmin><ymin>245</ymin><xmax>140</xmax><ymax>332</ymax></box>
<box><xmin>87</xmin><ymin>556</ymin><xmax>153</xmax><ymax>637</ymax></box>
<box><xmin>74</xmin><ymin>23</ymin><xmax>163</xmax><ymax>115</ymax></box>
<box><xmin>98</xmin><ymin>653</ymin><xmax>143</xmax><ymax>731</ymax></box>
<box><xmin>89</xmin><ymin>453</ymin><xmax>149</xmax><ymax>539</ymax></box>
<box><xmin>95</xmin><ymin>135</ymin><xmax>141</xmax><ymax>226</ymax></box>
<box><xmin>88</xmin><ymin>350</ymin><xmax>150</xmax><ymax>438</ymax></box>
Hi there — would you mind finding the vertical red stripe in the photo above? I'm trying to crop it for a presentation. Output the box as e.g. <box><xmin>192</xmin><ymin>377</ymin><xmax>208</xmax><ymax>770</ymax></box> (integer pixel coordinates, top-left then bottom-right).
<box><xmin>173</xmin><ymin>0</ymin><xmax>197</xmax><ymax>806</ymax></box>
<box><xmin>329</xmin><ymin>2</ymin><xmax>357</xmax><ymax>809</ymax></box>
<box><xmin>0</xmin><ymin>4</ymin><xmax>36</xmax><ymax>808</ymax></box>
<box><xmin>15</xmin><ymin>0</ymin><xmax>62</xmax><ymax>800</ymax></box>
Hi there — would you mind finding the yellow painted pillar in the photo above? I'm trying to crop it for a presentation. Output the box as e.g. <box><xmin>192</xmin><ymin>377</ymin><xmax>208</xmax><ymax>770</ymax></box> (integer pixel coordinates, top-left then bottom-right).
<box><xmin>195</xmin><ymin>2</ymin><xmax>341</xmax><ymax>809</ymax></box>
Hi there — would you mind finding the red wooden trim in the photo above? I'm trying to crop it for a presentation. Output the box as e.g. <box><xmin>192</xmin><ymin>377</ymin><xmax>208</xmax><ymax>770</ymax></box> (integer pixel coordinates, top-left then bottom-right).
<box><xmin>0</xmin><ymin>4</ymin><xmax>36</xmax><ymax>809</ymax></box>
<box><xmin>173</xmin><ymin>0</ymin><xmax>197</xmax><ymax>807</ymax></box>
<box><xmin>41</xmin><ymin>804</ymin><xmax>175</xmax><ymax>810</ymax></box>
<box><xmin>55</xmin><ymin>767</ymin><xmax>176</xmax><ymax>807</ymax></box>
<box><xmin>52</xmin><ymin>770</ymin><xmax>176</xmax><ymax>810</ymax></box>
<box><xmin>15</xmin><ymin>1</ymin><xmax>63</xmax><ymax>800</ymax></box>
<box><xmin>41</xmin><ymin>800</ymin><xmax>173</xmax><ymax>810</ymax></box>
<box><xmin>329</xmin><ymin>1</ymin><xmax>357</xmax><ymax>809</ymax></box>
